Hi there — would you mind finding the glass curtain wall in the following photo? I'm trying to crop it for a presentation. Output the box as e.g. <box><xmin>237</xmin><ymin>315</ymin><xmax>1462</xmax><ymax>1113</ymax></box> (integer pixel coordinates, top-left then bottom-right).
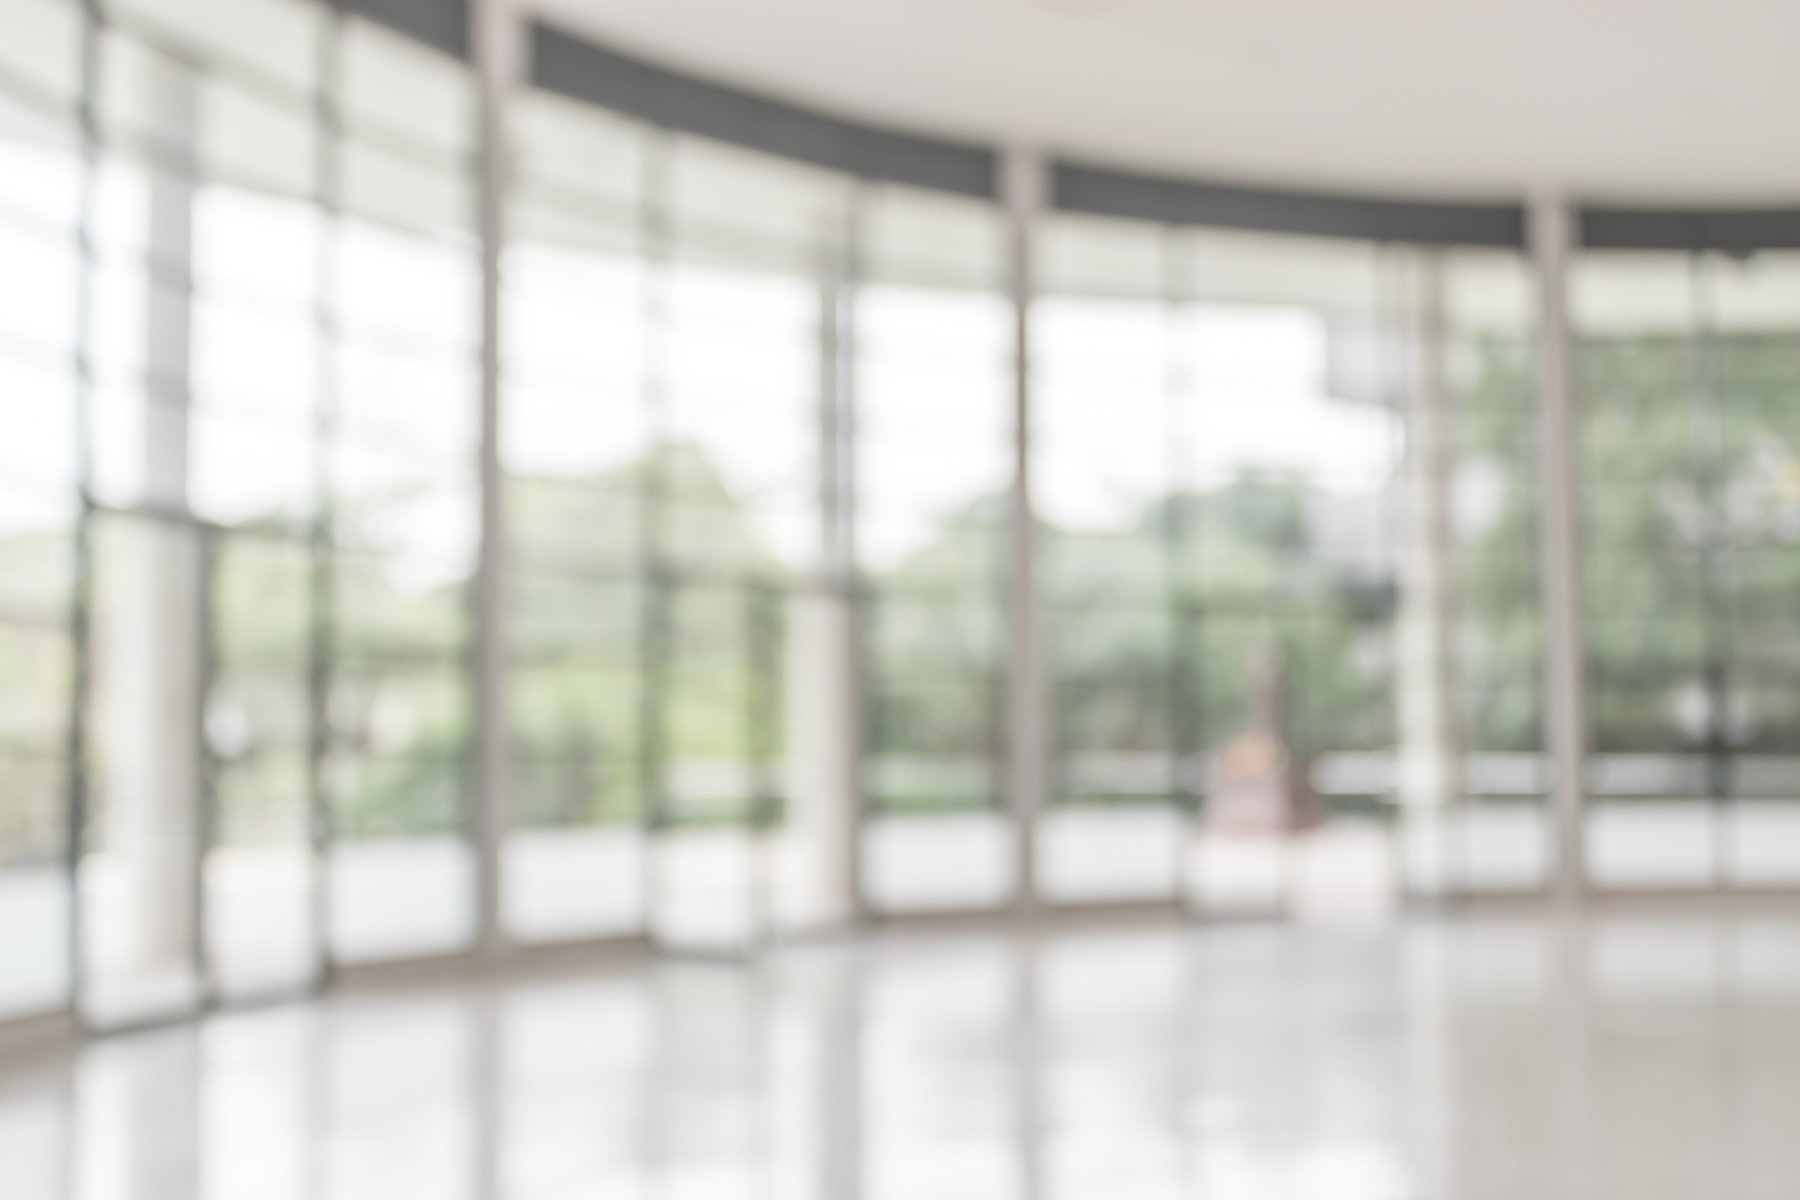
<box><xmin>1442</xmin><ymin>252</ymin><xmax>1549</xmax><ymax>892</ymax></box>
<box><xmin>505</xmin><ymin>83</ymin><xmax>1020</xmax><ymax>934</ymax></box>
<box><xmin>1179</xmin><ymin>230</ymin><xmax>1404</xmax><ymax>917</ymax></box>
<box><xmin>1703</xmin><ymin>252</ymin><xmax>1800</xmax><ymax>888</ymax></box>
<box><xmin>503</xmin><ymin>90</ymin><xmax>649</xmax><ymax>943</ymax></box>
<box><xmin>1576</xmin><ymin>248</ymin><xmax>1800</xmax><ymax>890</ymax></box>
<box><xmin>26</xmin><ymin>0</ymin><xmax>1800</xmax><ymax>1034</ymax></box>
<box><xmin>325</xmin><ymin>17</ymin><xmax>480</xmax><ymax>963</ymax></box>
<box><xmin>1036</xmin><ymin>216</ymin><xmax>1412</xmax><ymax>916</ymax></box>
<box><xmin>855</xmin><ymin>185</ymin><xmax>1015</xmax><ymax>914</ymax></box>
<box><xmin>0</xmin><ymin>0</ymin><xmax>483</xmax><ymax>1027</ymax></box>
<box><xmin>1034</xmin><ymin>216</ymin><xmax>1183</xmax><ymax>905</ymax></box>
<box><xmin>651</xmin><ymin>135</ymin><xmax>844</xmax><ymax>949</ymax></box>
<box><xmin>80</xmin><ymin>0</ymin><xmax>336</xmax><ymax>1022</ymax></box>
<box><xmin>506</xmin><ymin>88</ymin><xmax>856</xmax><ymax>950</ymax></box>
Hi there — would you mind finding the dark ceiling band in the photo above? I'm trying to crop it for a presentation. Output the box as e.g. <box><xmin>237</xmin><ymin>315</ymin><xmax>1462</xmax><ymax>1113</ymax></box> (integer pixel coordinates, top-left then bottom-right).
<box><xmin>1580</xmin><ymin>206</ymin><xmax>1800</xmax><ymax>252</ymax></box>
<box><xmin>530</xmin><ymin>22</ymin><xmax>997</xmax><ymax>199</ymax></box>
<box><xmin>339</xmin><ymin>0</ymin><xmax>471</xmax><ymax>59</ymax></box>
<box><xmin>376</xmin><ymin>10</ymin><xmax>1800</xmax><ymax>247</ymax></box>
<box><xmin>1053</xmin><ymin>160</ymin><xmax>1527</xmax><ymax>247</ymax></box>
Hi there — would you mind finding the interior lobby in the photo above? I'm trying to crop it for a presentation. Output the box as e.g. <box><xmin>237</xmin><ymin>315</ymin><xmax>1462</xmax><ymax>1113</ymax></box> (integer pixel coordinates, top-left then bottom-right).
<box><xmin>4</xmin><ymin>0</ymin><xmax>1800</xmax><ymax>1195</ymax></box>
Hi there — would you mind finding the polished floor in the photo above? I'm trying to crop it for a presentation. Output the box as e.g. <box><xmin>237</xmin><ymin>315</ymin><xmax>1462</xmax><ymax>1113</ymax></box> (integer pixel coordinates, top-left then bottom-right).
<box><xmin>3</xmin><ymin>908</ymin><xmax>1799</xmax><ymax>1199</ymax></box>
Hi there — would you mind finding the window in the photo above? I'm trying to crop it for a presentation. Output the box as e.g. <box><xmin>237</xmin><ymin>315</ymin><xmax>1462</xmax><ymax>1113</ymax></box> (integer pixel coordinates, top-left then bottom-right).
<box><xmin>1443</xmin><ymin>251</ymin><xmax>1547</xmax><ymax>892</ymax></box>
<box><xmin>1035</xmin><ymin>215</ymin><xmax>1182</xmax><ymax>902</ymax></box>
<box><xmin>326</xmin><ymin>16</ymin><xmax>480</xmax><ymax>964</ymax></box>
<box><xmin>81</xmin><ymin>0</ymin><xmax>332</xmax><ymax>1022</ymax></box>
<box><xmin>501</xmin><ymin>92</ymin><xmax>648</xmax><ymax>940</ymax></box>
<box><xmin>857</xmin><ymin>185</ymin><xmax>1014</xmax><ymax>913</ymax></box>
<box><xmin>0</xmin><ymin>0</ymin><xmax>82</xmax><ymax>1020</ymax></box>
<box><xmin>1576</xmin><ymin>248</ymin><xmax>1800</xmax><ymax>889</ymax></box>
<box><xmin>1034</xmin><ymin>218</ymin><xmax>1410</xmax><ymax>913</ymax></box>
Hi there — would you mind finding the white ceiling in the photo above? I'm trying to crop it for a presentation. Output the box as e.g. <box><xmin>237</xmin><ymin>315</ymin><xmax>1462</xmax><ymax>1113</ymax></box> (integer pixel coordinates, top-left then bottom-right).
<box><xmin>529</xmin><ymin>0</ymin><xmax>1800</xmax><ymax>203</ymax></box>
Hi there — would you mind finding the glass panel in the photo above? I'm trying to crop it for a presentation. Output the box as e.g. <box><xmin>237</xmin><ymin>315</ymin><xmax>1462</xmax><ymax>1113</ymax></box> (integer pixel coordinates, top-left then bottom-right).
<box><xmin>861</xmin><ymin>183</ymin><xmax>1005</xmax><ymax>289</ymax></box>
<box><xmin>1176</xmin><ymin>232</ymin><xmax>1401</xmax><ymax>918</ymax></box>
<box><xmin>1572</xmin><ymin>249</ymin><xmax>1773</xmax><ymax>890</ymax></box>
<box><xmin>1034</xmin><ymin>261</ymin><xmax>1183</xmax><ymax>904</ymax></box>
<box><xmin>502</xmin><ymin>96</ymin><xmax>650</xmax><ymax>945</ymax></box>
<box><xmin>1034</xmin><ymin>220</ymin><xmax>1405</xmax><ymax>916</ymax></box>
<box><xmin>651</xmin><ymin>586</ymin><xmax>769</xmax><ymax>950</ymax></box>
<box><xmin>112</xmin><ymin>0</ymin><xmax>321</xmax><ymax>90</ymax></box>
<box><xmin>864</xmin><ymin>598</ymin><xmax>1001</xmax><ymax>814</ymax></box>
<box><xmin>505</xmin><ymin>577</ymin><xmax>645</xmax><ymax>940</ymax></box>
<box><xmin>670</xmin><ymin>132</ymin><xmax>845</xmax><ymax>264</ymax></box>
<box><xmin>1444</xmin><ymin>250</ymin><xmax>1548</xmax><ymax>893</ymax></box>
<box><xmin>504</xmin><ymin>824</ymin><xmax>645</xmax><ymax>944</ymax></box>
<box><xmin>1576</xmin><ymin>252</ymin><xmax>1706</xmax><ymax>891</ymax></box>
<box><xmin>340</xmin><ymin>17</ymin><xmax>475</xmax><ymax>156</ymax></box>
<box><xmin>0</xmin><ymin>0</ymin><xmax>83</xmax><ymax>111</ymax></box>
<box><xmin>1037</xmin><ymin>806</ymin><xmax>1182</xmax><ymax>904</ymax></box>
<box><xmin>513</xmin><ymin>90</ymin><xmax>641</xmax><ymax>204</ymax></box>
<box><xmin>1729</xmin><ymin>796</ymin><xmax>1800</xmax><ymax>885</ymax></box>
<box><xmin>0</xmin><ymin>218</ymin><xmax>78</xmax><ymax>356</ymax></box>
<box><xmin>1712</xmin><ymin>252</ymin><xmax>1800</xmax><ymax>888</ymax></box>
<box><xmin>326</xmin><ymin>829</ymin><xmax>474</xmax><ymax>965</ymax></box>
<box><xmin>662</xmin><ymin>259</ymin><xmax>821</xmax><ymax>579</ymax></box>
<box><xmin>862</xmin><ymin>812</ymin><xmax>1015</xmax><ymax>914</ymax></box>
<box><xmin>325</xmin><ymin>32</ymin><xmax>478</xmax><ymax>960</ymax></box>
<box><xmin>638</xmin><ymin>136</ymin><xmax>846</xmax><ymax>946</ymax></box>
<box><xmin>0</xmin><ymin>622</ymin><xmax>71</xmax><ymax>1018</ymax></box>
<box><xmin>189</xmin><ymin>184</ymin><xmax>321</xmax><ymax>530</ymax></box>
<box><xmin>1588</xmin><ymin>796</ymin><xmax>1716</xmax><ymax>888</ymax></box>
<box><xmin>0</xmin><ymin>29</ymin><xmax>79</xmax><ymax>1016</ymax></box>
<box><xmin>856</xmin><ymin>246</ymin><xmax>1011</xmax><ymax>870</ymax></box>
<box><xmin>197</xmin><ymin>75</ymin><xmax>317</xmax><ymax>197</ymax></box>
<box><xmin>204</xmin><ymin>535</ymin><xmax>318</xmax><ymax>1000</ymax></box>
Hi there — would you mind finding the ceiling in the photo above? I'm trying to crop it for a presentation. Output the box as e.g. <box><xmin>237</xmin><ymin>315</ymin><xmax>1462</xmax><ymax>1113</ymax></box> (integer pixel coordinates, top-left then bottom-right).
<box><xmin>530</xmin><ymin>0</ymin><xmax>1800</xmax><ymax>204</ymax></box>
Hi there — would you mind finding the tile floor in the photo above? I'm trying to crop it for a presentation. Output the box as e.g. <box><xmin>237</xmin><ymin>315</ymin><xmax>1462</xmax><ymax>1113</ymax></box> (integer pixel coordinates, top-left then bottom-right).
<box><xmin>3</xmin><ymin>908</ymin><xmax>1799</xmax><ymax>1199</ymax></box>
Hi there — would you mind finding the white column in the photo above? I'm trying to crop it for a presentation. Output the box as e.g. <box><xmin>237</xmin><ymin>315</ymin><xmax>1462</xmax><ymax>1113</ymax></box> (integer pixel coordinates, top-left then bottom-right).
<box><xmin>777</xmin><ymin>211</ymin><xmax>862</xmax><ymax>933</ymax></box>
<box><xmin>1531</xmin><ymin>192</ymin><xmax>1588</xmax><ymax>904</ymax></box>
<box><xmin>471</xmin><ymin>0</ymin><xmax>520</xmax><ymax>956</ymax></box>
<box><xmin>781</xmin><ymin>591</ymin><xmax>859</xmax><ymax>931</ymax></box>
<box><xmin>1003</xmin><ymin>148</ymin><xmax>1048</xmax><ymax>911</ymax></box>
<box><xmin>1396</xmin><ymin>249</ymin><xmax>1460</xmax><ymax>899</ymax></box>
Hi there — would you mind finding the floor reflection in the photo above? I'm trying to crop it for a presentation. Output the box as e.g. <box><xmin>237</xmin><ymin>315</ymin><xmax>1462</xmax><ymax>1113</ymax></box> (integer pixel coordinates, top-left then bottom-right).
<box><xmin>5</xmin><ymin>910</ymin><xmax>1800</xmax><ymax>1198</ymax></box>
